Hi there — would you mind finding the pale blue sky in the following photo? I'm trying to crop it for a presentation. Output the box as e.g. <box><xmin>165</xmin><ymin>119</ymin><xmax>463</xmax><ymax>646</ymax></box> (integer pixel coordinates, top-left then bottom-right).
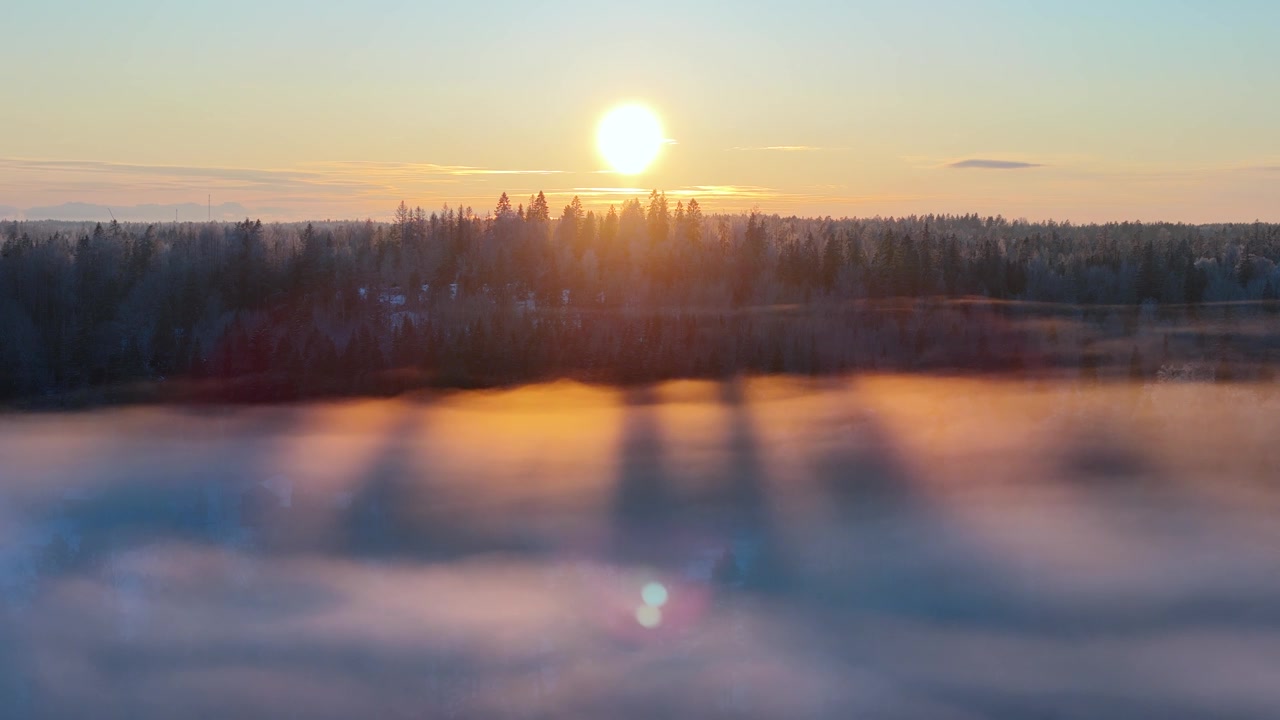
<box><xmin>2</xmin><ymin>0</ymin><xmax>1278</xmax><ymax>221</ymax></box>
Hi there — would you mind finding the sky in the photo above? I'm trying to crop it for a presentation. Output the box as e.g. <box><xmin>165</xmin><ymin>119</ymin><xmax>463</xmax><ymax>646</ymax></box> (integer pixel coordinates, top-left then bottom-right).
<box><xmin>2</xmin><ymin>0</ymin><xmax>1278</xmax><ymax>223</ymax></box>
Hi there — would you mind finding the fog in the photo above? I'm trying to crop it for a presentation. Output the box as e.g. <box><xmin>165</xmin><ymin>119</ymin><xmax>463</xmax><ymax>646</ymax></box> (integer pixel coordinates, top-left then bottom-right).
<box><xmin>2</xmin><ymin>376</ymin><xmax>1279</xmax><ymax>718</ymax></box>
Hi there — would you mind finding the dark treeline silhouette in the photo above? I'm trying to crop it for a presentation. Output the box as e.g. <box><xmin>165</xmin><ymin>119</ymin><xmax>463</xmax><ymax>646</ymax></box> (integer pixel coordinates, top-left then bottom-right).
<box><xmin>3</xmin><ymin>191</ymin><xmax>1279</xmax><ymax>402</ymax></box>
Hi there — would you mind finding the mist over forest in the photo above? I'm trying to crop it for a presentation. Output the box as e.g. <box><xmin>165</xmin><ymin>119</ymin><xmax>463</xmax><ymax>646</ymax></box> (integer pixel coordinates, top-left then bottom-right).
<box><xmin>3</xmin><ymin>191</ymin><xmax>1279</xmax><ymax>404</ymax></box>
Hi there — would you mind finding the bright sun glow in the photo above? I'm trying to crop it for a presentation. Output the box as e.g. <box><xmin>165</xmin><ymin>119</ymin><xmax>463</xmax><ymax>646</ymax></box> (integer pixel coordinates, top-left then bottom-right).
<box><xmin>597</xmin><ymin>105</ymin><xmax>664</xmax><ymax>175</ymax></box>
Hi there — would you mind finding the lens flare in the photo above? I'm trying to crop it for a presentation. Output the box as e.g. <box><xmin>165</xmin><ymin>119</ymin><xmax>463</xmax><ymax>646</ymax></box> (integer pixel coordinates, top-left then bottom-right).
<box><xmin>641</xmin><ymin>581</ymin><xmax>669</xmax><ymax>608</ymax></box>
<box><xmin>635</xmin><ymin>605</ymin><xmax>662</xmax><ymax>629</ymax></box>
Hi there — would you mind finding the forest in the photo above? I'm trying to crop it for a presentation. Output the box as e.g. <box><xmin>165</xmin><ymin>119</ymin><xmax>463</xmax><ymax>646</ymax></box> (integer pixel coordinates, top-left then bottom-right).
<box><xmin>2</xmin><ymin>191</ymin><xmax>1279</xmax><ymax>403</ymax></box>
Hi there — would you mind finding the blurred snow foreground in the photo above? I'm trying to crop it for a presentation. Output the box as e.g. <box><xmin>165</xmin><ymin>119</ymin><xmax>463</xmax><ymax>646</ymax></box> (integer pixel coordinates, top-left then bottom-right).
<box><xmin>1157</xmin><ymin>362</ymin><xmax>1216</xmax><ymax>383</ymax></box>
<box><xmin>2</xmin><ymin>374</ymin><xmax>1280</xmax><ymax>719</ymax></box>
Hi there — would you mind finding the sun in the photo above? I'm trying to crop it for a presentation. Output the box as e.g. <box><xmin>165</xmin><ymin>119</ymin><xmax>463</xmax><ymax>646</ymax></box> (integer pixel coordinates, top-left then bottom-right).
<box><xmin>597</xmin><ymin>105</ymin><xmax>664</xmax><ymax>175</ymax></box>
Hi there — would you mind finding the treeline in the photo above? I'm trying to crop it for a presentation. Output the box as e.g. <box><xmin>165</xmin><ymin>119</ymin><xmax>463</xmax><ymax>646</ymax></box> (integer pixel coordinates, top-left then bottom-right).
<box><xmin>2</xmin><ymin>192</ymin><xmax>1279</xmax><ymax>402</ymax></box>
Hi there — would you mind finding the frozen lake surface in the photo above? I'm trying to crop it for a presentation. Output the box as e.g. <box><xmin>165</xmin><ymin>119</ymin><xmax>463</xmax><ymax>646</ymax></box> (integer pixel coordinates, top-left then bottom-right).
<box><xmin>2</xmin><ymin>376</ymin><xmax>1279</xmax><ymax>719</ymax></box>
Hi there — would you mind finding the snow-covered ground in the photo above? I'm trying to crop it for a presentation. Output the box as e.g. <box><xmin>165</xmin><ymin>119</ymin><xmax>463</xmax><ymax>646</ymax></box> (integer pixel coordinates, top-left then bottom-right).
<box><xmin>1</xmin><ymin>376</ymin><xmax>1279</xmax><ymax>719</ymax></box>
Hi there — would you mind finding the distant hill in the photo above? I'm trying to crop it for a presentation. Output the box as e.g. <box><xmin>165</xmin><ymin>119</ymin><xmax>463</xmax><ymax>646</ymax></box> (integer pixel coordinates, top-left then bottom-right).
<box><xmin>18</xmin><ymin>201</ymin><xmax>253</xmax><ymax>222</ymax></box>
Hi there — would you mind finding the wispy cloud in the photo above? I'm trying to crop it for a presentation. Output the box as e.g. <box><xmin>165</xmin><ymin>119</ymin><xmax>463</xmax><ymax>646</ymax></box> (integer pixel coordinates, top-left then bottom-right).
<box><xmin>946</xmin><ymin>159</ymin><xmax>1044</xmax><ymax>170</ymax></box>
<box><xmin>0</xmin><ymin>158</ymin><xmax>396</xmax><ymax>199</ymax></box>
<box><xmin>0</xmin><ymin>157</ymin><xmax>566</xmax><ymax>190</ymax></box>
<box><xmin>310</xmin><ymin>160</ymin><xmax>565</xmax><ymax>176</ymax></box>
<box><xmin>670</xmin><ymin>185</ymin><xmax>785</xmax><ymax>199</ymax></box>
<box><xmin>0</xmin><ymin>158</ymin><xmax>570</xmax><ymax>212</ymax></box>
<box><xmin>0</xmin><ymin>157</ymin><xmax>330</xmax><ymax>187</ymax></box>
<box><xmin>729</xmin><ymin>146</ymin><xmax>841</xmax><ymax>152</ymax></box>
<box><xmin>569</xmin><ymin>185</ymin><xmax>787</xmax><ymax>201</ymax></box>
<box><xmin>571</xmin><ymin>187</ymin><xmax>650</xmax><ymax>196</ymax></box>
